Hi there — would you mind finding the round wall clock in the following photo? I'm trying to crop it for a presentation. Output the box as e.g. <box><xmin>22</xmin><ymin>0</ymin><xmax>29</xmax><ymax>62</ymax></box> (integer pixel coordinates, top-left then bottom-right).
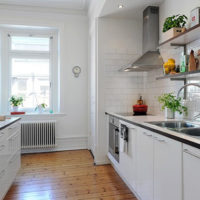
<box><xmin>72</xmin><ymin>66</ymin><xmax>81</xmax><ymax>78</ymax></box>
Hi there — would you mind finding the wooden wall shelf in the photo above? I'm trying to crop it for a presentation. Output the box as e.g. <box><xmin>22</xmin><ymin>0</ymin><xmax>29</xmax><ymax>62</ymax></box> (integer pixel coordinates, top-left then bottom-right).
<box><xmin>159</xmin><ymin>24</ymin><xmax>200</xmax><ymax>49</ymax></box>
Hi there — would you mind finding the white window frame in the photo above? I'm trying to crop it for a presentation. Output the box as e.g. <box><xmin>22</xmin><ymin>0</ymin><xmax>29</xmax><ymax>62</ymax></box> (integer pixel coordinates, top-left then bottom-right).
<box><xmin>0</xmin><ymin>28</ymin><xmax>59</xmax><ymax>114</ymax></box>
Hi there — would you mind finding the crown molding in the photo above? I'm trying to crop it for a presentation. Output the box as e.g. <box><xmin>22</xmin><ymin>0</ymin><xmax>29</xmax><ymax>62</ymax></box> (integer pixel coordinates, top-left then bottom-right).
<box><xmin>0</xmin><ymin>3</ymin><xmax>88</xmax><ymax>16</ymax></box>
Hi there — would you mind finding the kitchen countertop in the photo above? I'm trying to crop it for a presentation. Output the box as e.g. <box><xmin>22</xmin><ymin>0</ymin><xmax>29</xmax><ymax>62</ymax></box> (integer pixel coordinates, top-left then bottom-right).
<box><xmin>106</xmin><ymin>112</ymin><xmax>200</xmax><ymax>149</ymax></box>
<box><xmin>0</xmin><ymin>117</ymin><xmax>21</xmax><ymax>130</ymax></box>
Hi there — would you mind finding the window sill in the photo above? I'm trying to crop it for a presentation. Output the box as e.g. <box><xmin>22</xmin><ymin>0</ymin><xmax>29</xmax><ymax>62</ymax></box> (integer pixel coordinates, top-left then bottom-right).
<box><xmin>6</xmin><ymin>112</ymin><xmax>66</xmax><ymax>118</ymax></box>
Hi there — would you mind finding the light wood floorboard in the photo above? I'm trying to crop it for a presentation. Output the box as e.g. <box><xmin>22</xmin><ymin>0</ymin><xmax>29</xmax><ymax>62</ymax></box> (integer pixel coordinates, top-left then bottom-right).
<box><xmin>4</xmin><ymin>150</ymin><xmax>137</xmax><ymax>200</ymax></box>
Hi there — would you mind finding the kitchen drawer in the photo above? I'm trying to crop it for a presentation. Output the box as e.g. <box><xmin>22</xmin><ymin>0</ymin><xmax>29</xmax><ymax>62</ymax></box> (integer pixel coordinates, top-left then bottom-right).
<box><xmin>0</xmin><ymin>140</ymin><xmax>8</xmax><ymax>172</ymax></box>
<box><xmin>7</xmin><ymin>150</ymin><xmax>21</xmax><ymax>189</ymax></box>
<box><xmin>0</xmin><ymin>168</ymin><xmax>7</xmax><ymax>200</ymax></box>
<box><xmin>0</xmin><ymin>128</ymin><xmax>8</xmax><ymax>143</ymax></box>
<box><xmin>7</xmin><ymin>122</ymin><xmax>20</xmax><ymax>136</ymax></box>
<box><xmin>8</xmin><ymin>129</ymin><xmax>21</xmax><ymax>159</ymax></box>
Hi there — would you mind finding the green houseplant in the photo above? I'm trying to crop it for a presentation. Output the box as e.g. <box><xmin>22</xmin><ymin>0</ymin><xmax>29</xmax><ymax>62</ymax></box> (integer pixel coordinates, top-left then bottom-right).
<box><xmin>9</xmin><ymin>96</ymin><xmax>23</xmax><ymax>112</ymax></box>
<box><xmin>35</xmin><ymin>103</ymin><xmax>47</xmax><ymax>113</ymax></box>
<box><xmin>163</xmin><ymin>14</ymin><xmax>188</xmax><ymax>32</ymax></box>
<box><xmin>158</xmin><ymin>93</ymin><xmax>187</xmax><ymax>119</ymax></box>
<box><xmin>162</xmin><ymin>14</ymin><xmax>188</xmax><ymax>42</ymax></box>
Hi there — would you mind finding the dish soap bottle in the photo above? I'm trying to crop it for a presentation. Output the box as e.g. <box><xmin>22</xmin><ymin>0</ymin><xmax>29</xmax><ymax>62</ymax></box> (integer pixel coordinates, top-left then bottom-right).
<box><xmin>189</xmin><ymin>50</ymin><xmax>197</xmax><ymax>71</ymax></box>
<box><xmin>137</xmin><ymin>96</ymin><xmax>143</xmax><ymax>105</ymax></box>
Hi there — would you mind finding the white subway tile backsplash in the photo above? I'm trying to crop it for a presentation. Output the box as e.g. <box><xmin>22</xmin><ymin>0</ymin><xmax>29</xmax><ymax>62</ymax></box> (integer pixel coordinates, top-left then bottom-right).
<box><xmin>104</xmin><ymin>39</ymin><xmax>200</xmax><ymax>117</ymax></box>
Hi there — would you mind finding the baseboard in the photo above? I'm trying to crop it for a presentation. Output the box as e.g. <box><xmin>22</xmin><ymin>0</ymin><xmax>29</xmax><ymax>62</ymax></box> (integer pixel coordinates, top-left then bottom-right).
<box><xmin>94</xmin><ymin>159</ymin><xmax>110</xmax><ymax>165</ymax></box>
<box><xmin>21</xmin><ymin>136</ymin><xmax>88</xmax><ymax>154</ymax></box>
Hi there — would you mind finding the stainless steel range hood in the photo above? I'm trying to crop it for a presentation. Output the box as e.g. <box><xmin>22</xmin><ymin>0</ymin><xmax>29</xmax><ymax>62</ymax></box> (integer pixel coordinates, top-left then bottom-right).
<box><xmin>120</xmin><ymin>6</ymin><xmax>164</xmax><ymax>72</ymax></box>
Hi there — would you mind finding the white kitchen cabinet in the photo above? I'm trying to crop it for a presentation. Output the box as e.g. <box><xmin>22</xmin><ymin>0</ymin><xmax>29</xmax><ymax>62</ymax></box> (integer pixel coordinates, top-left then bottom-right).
<box><xmin>183</xmin><ymin>144</ymin><xmax>200</xmax><ymax>200</ymax></box>
<box><xmin>137</xmin><ymin>128</ymin><xmax>154</xmax><ymax>200</ymax></box>
<box><xmin>119</xmin><ymin>121</ymin><xmax>137</xmax><ymax>190</ymax></box>
<box><xmin>154</xmin><ymin>133</ymin><xmax>182</xmax><ymax>200</ymax></box>
<box><xmin>0</xmin><ymin>120</ymin><xmax>21</xmax><ymax>200</ymax></box>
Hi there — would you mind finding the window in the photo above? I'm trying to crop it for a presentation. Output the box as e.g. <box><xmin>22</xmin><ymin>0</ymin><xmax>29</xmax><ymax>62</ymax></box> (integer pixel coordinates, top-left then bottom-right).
<box><xmin>0</xmin><ymin>30</ymin><xmax>59</xmax><ymax>113</ymax></box>
<box><xmin>9</xmin><ymin>35</ymin><xmax>52</xmax><ymax>111</ymax></box>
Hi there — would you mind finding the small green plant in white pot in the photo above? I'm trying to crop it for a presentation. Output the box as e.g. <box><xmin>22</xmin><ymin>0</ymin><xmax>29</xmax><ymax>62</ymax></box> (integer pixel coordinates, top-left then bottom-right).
<box><xmin>35</xmin><ymin>103</ymin><xmax>47</xmax><ymax>113</ymax></box>
<box><xmin>9</xmin><ymin>96</ymin><xmax>23</xmax><ymax>112</ymax></box>
<box><xmin>158</xmin><ymin>93</ymin><xmax>187</xmax><ymax>119</ymax></box>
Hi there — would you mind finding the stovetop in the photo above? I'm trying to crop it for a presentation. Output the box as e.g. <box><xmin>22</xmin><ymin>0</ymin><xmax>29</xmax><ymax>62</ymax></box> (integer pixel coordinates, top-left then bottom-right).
<box><xmin>116</xmin><ymin>113</ymin><xmax>152</xmax><ymax>117</ymax></box>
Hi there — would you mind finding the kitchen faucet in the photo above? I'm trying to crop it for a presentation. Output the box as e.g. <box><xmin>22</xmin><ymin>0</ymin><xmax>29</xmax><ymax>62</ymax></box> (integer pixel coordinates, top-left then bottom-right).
<box><xmin>177</xmin><ymin>83</ymin><xmax>200</xmax><ymax>120</ymax></box>
<box><xmin>177</xmin><ymin>83</ymin><xmax>200</xmax><ymax>98</ymax></box>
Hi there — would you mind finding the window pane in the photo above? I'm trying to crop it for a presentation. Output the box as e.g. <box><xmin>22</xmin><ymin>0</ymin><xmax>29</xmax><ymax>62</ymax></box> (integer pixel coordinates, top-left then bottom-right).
<box><xmin>11</xmin><ymin>36</ymin><xmax>50</xmax><ymax>51</ymax></box>
<box><xmin>11</xmin><ymin>58</ymin><xmax>50</xmax><ymax>109</ymax></box>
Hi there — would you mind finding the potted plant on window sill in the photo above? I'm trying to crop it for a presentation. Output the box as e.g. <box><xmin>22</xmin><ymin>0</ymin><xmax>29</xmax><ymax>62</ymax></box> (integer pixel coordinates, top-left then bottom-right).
<box><xmin>9</xmin><ymin>96</ymin><xmax>23</xmax><ymax>112</ymax></box>
<box><xmin>158</xmin><ymin>93</ymin><xmax>187</xmax><ymax>119</ymax></box>
<box><xmin>162</xmin><ymin>14</ymin><xmax>188</xmax><ymax>42</ymax></box>
<box><xmin>35</xmin><ymin>103</ymin><xmax>47</xmax><ymax>113</ymax></box>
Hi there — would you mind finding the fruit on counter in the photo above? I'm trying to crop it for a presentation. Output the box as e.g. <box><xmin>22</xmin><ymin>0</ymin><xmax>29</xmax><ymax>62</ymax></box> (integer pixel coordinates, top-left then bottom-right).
<box><xmin>163</xmin><ymin>58</ymin><xmax>176</xmax><ymax>74</ymax></box>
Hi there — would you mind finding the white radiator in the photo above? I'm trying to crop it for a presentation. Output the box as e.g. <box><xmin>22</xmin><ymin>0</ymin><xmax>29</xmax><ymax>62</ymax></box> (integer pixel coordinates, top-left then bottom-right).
<box><xmin>21</xmin><ymin>121</ymin><xmax>56</xmax><ymax>149</ymax></box>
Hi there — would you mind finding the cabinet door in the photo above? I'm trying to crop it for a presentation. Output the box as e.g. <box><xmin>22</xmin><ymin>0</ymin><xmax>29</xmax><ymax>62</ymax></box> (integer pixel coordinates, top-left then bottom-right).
<box><xmin>154</xmin><ymin>134</ymin><xmax>182</xmax><ymax>200</ymax></box>
<box><xmin>183</xmin><ymin>144</ymin><xmax>200</xmax><ymax>200</ymax></box>
<box><xmin>119</xmin><ymin>122</ymin><xmax>137</xmax><ymax>190</ymax></box>
<box><xmin>137</xmin><ymin>128</ymin><xmax>154</xmax><ymax>200</ymax></box>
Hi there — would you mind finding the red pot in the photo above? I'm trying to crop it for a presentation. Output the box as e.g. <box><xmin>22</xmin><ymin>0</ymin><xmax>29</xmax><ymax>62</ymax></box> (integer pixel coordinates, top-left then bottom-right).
<box><xmin>133</xmin><ymin>104</ymin><xmax>148</xmax><ymax>115</ymax></box>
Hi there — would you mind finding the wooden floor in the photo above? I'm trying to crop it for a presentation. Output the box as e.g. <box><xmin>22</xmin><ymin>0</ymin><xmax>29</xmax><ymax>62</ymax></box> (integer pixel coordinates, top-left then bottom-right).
<box><xmin>4</xmin><ymin>150</ymin><xmax>137</xmax><ymax>200</ymax></box>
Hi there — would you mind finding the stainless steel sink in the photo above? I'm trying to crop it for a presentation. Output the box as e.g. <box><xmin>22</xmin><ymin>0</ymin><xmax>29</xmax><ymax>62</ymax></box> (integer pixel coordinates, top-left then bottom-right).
<box><xmin>180</xmin><ymin>128</ymin><xmax>200</xmax><ymax>137</ymax></box>
<box><xmin>147</xmin><ymin>121</ymin><xmax>200</xmax><ymax>138</ymax></box>
<box><xmin>148</xmin><ymin>121</ymin><xmax>198</xmax><ymax>129</ymax></box>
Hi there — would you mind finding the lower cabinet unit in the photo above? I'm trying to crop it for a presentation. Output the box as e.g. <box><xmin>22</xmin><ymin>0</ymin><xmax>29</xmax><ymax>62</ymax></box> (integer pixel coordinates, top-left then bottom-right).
<box><xmin>107</xmin><ymin>118</ymin><xmax>199</xmax><ymax>200</ymax></box>
<box><xmin>0</xmin><ymin>121</ymin><xmax>21</xmax><ymax>200</ymax></box>
<box><xmin>183</xmin><ymin>144</ymin><xmax>200</xmax><ymax>200</ymax></box>
<box><xmin>154</xmin><ymin>133</ymin><xmax>182</xmax><ymax>200</ymax></box>
<box><xmin>137</xmin><ymin>128</ymin><xmax>154</xmax><ymax>200</ymax></box>
<box><xmin>119</xmin><ymin>121</ymin><xmax>137</xmax><ymax>190</ymax></box>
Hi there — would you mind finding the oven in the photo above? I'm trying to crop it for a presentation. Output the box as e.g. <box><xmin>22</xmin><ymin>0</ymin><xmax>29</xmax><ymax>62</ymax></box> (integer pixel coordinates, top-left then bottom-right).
<box><xmin>109</xmin><ymin>116</ymin><xmax>119</xmax><ymax>162</ymax></box>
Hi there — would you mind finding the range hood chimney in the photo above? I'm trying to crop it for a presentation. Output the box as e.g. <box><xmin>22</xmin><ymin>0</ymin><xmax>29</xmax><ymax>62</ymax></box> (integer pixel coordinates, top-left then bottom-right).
<box><xmin>121</xmin><ymin>6</ymin><xmax>163</xmax><ymax>72</ymax></box>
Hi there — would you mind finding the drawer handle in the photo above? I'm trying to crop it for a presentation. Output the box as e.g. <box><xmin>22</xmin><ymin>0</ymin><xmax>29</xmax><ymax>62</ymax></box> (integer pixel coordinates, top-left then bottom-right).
<box><xmin>0</xmin><ymin>145</ymin><xmax>5</xmax><ymax>151</ymax></box>
<box><xmin>154</xmin><ymin>137</ymin><xmax>166</xmax><ymax>143</ymax></box>
<box><xmin>0</xmin><ymin>170</ymin><xmax>5</xmax><ymax>179</ymax></box>
<box><xmin>143</xmin><ymin>132</ymin><xmax>152</xmax><ymax>137</ymax></box>
<box><xmin>157</xmin><ymin>138</ymin><xmax>166</xmax><ymax>143</ymax></box>
<box><xmin>184</xmin><ymin>149</ymin><xmax>200</xmax><ymax>159</ymax></box>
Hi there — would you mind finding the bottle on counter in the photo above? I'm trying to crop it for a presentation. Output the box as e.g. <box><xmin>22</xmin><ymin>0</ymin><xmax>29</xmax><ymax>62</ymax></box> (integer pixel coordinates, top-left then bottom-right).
<box><xmin>188</xmin><ymin>50</ymin><xmax>197</xmax><ymax>71</ymax></box>
<box><xmin>137</xmin><ymin>96</ymin><xmax>143</xmax><ymax>105</ymax></box>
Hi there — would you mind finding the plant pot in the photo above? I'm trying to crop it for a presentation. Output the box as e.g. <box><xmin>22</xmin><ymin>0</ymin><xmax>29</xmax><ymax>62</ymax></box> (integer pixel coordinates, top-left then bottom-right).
<box><xmin>13</xmin><ymin>106</ymin><xmax>19</xmax><ymax>112</ymax></box>
<box><xmin>165</xmin><ymin>108</ymin><xmax>175</xmax><ymax>119</ymax></box>
<box><xmin>162</xmin><ymin>27</ymin><xmax>186</xmax><ymax>42</ymax></box>
<box><xmin>37</xmin><ymin>105</ymin><xmax>44</xmax><ymax>113</ymax></box>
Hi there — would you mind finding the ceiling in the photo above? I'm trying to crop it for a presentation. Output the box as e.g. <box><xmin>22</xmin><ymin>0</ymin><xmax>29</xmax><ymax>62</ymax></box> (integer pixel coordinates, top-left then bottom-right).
<box><xmin>0</xmin><ymin>0</ymin><xmax>89</xmax><ymax>10</ymax></box>
<box><xmin>100</xmin><ymin>0</ymin><xmax>165</xmax><ymax>18</ymax></box>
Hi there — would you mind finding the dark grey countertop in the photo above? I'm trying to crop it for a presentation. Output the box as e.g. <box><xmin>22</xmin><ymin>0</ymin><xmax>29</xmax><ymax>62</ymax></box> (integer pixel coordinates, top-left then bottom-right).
<box><xmin>0</xmin><ymin>117</ymin><xmax>21</xmax><ymax>130</ymax></box>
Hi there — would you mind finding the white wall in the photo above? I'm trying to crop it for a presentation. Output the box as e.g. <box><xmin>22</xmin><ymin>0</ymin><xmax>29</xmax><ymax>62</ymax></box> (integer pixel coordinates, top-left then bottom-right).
<box><xmin>94</xmin><ymin>17</ymin><xmax>143</xmax><ymax>164</ymax></box>
<box><xmin>0</xmin><ymin>6</ymin><xmax>89</xmax><ymax>150</ymax></box>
